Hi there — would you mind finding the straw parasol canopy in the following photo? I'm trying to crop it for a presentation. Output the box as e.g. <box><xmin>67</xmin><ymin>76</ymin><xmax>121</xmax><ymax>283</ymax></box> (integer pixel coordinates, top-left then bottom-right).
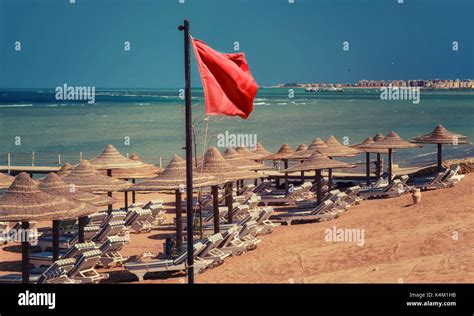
<box><xmin>283</xmin><ymin>151</ymin><xmax>356</xmax><ymax>174</ymax></box>
<box><xmin>287</xmin><ymin>138</ymin><xmax>327</xmax><ymax>160</ymax></box>
<box><xmin>57</xmin><ymin>163</ymin><xmax>73</xmax><ymax>177</ymax></box>
<box><xmin>296</xmin><ymin>144</ymin><xmax>308</xmax><ymax>152</ymax></box>
<box><xmin>282</xmin><ymin>151</ymin><xmax>356</xmax><ymax>204</ymax></box>
<box><xmin>318</xmin><ymin>135</ymin><xmax>360</xmax><ymax>157</ymax></box>
<box><xmin>0</xmin><ymin>173</ymin><xmax>14</xmax><ymax>189</ymax></box>
<box><xmin>251</xmin><ymin>143</ymin><xmax>273</xmax><ymax>159</ymax></box>
<box><xmin>0</xmin><ymin>172</ymin><xmax>97</xmax><ymax>222</ymax></box>
<box><xmin>130</xmin><ymin>154</ymin><xmax>217</xmax><ymax>191</ymax></box>
<box><xmin>222</xmin><ymin>148</ymin><xmax>271</xmax><ymax>171</ymax></box>
<box><xmin>412</xmin><ymin>125</ymin><xmax>468</xmax><ymax>171</ymax></box>
<box><xmin>39</xmin><ymin>173</ymin><xmax>116</xmax><ymax>207</ymax></box>
<box><xmin>412</xmin><ymin>124</ymin><xmax>468</xmax><ymax>144</ymax></box>
<box><xmin>107</xmin><ymin>153</ymin><xmax>163</xmax><ymax>179</ymax></box>
<box><xmin>62</xmin><ymin>160</ymin><xmax>131</xmax><ymax>193</ymax></box>
<box><xmin>369</xmin><ymin>131</ymin><xmax>419</xmax><ymax>150</ymax></box>
<box><xmin>235</xmin><ymin>145</ymin><xmax>262</xmax><ymax>160</ymax></box>
<box><xmin>351</xmin><ymin>137</ymin><xmax>389</xmax><ymax>154</ymax></box>
<box><xmin>368</xmin><ymin>131</ymin><xmax>420</xmax><ymax>181</ymax></box>
<box><xmin>199</xmin><ymin>147</ymin><xmax>262</xmax><ymax>183</ymax></box>
<box><xmin>373</xmin><ymin>133</ymin><xmax>385</xmax><ymax>142</ymax></box>
<box><xmin>89</xmin><ymin>144</ymin><xmax>146</xmax><ymax>170</ymax></box>
<box><xmin>261</xmin><ymin>143</ymin><xmax>294</xmax><ymax>161</ymax></box>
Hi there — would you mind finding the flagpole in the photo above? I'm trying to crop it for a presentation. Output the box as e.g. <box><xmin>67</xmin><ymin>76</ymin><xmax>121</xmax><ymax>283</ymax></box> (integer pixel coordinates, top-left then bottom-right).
<box><xmin>178</xmin><ymin>19</ymin><xmax>194</xmax><ymax>284</ymax></box>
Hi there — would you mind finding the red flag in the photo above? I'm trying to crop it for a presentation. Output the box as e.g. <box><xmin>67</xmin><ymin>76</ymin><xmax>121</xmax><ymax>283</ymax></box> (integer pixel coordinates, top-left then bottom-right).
<box><xmin>192</xmin><ymin>39</ymin><xmax>258</xmax><ymax>119</ymax></box>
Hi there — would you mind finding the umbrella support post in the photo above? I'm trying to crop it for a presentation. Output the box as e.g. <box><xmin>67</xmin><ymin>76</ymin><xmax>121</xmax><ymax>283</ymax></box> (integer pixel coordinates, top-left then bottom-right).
<box><xmin>328</xmin><ymin>169</ymin><xmax>333</xmax><ymax>192</ymax></box>
<box><xmin>284</xmin><ymin>160</ymin><xmax>289</xmax><ymax>194</ymax></box>
<box><xmin>366</xmin><ymin>152</ymin><xmax>371</xmax><ymax>185</ymax></box>
<box><xmin>21</xmin><ymin>221</ymin><xmax>30</xmax><ymax>284</ymax></box>
<box><xmin>132</xmin><ymin>179</ymin><xmax>136</xmax><ymax>203</ymax></box>
<box><xmin>52</xmin><ymin>220</ymin><xmax>60</xmax><ymax>262</ymax></box>
<box><xmin>124</xmin><ymin>191</ymin><xmax>128</xmax><ymax>210</ymax></box>
<box><xmin>316</xmin><ymin>170</ymin><xmax>322</xmax><ymax>206</ymax></box>
<box><xmin>212</xmin><ymin>185</ymin><xmax>219</xmax><ymax>234</ymax></box>
<box><xmin>226</xmin><ymin>183</ymin><xmax>233</xmax><ymax>224</ymax></box>
<box><xmin>388</xmin><ymin>149</ymin><xmax>393</xmax><ymax>183</ymax></box>
<box><xmin>175</xmin><ymin>189</ymin><xmax>183</xmax><ymax>253</ymax></box>
<box><xmin>78</xmin><ymin>216</ymin><xmax>86</xmax><ymax>243</ymax></box>
<box><xmin>376</xmin><ymin>153</ymin><xmax>381</xmax><ymax>178</ymax></box>
<box><xmin>437</xmin><ymin>143</ymin><xmax>442</xmax><ymax>172</ymax></box>
<box><xmin>107</xmin><ymin>192</ymin><xmax>113</xmax><ymax>214</ymax></box>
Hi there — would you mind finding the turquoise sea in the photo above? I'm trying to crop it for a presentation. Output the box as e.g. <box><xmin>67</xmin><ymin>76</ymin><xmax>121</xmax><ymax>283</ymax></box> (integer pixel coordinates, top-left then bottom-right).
<box><xmin>0</xmin><ymin>88</ymin><xmax>473</xmax><ymax>168</ymax></box>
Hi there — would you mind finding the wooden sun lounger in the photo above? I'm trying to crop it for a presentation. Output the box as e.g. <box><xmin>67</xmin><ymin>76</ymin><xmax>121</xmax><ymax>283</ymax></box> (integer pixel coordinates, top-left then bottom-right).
<box><xmin>99</xmin><ymin>236</ymin><xmax>130</xmax><ymax>268</ymax></box>
<box><xmin>217</xmin><ymin>225</ymin><xmax>247</xmax><ymax>257</ymax></box>
<box><xmin>358</xmin><ymin>179</ymin><xmax>406</xmax><ymax>199</ymax></box>
<box><xmin>125</xmin><ymin>242</ymin><xmax>213</xmax><ymax>281</ymax></box>
<box><xmin>30</xmin><ymin>241</ymin><xmax>97</xmax><ymax>268</ymax></box>
<box><xmin>0</xmin><ymin>258</ymin><xmax>80</xmax><ymax>284</ymax></box>
<box><xmin>68</xmin><ymin>249</ymin><xmax>109</xmax><ymax>284</ymax></box>
<box><xmin>38</xmin><ymin>225</ymin><xmax>101</xmax><ymax>252</ymax></box>
<box><xmin>275</xmin><ymin>200</ymin><xmax>336</xmax><ymax>226</ymax></box>
<box><xmin>124</xmin><ymin>208</ymin><xmax>153</xmax><ymax>233</ymax></box>
<box><xmin>195</xmin><ymin>233</ymin><xmax>230</xmax><ymax>267</ymax></box>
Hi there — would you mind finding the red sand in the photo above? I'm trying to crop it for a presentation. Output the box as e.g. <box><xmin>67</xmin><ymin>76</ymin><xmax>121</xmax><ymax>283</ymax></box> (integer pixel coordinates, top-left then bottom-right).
<box><xmin>1</xmin><ymin>174</ymin><xmax>472</xmax><ymax>284</ymax></box>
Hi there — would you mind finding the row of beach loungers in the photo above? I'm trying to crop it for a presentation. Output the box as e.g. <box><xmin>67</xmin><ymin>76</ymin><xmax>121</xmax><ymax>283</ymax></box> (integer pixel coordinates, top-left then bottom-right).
<box><xmin>0</xmin><ymin>165</ymin><xmax>464</xmax><ymax>283</ymax></box>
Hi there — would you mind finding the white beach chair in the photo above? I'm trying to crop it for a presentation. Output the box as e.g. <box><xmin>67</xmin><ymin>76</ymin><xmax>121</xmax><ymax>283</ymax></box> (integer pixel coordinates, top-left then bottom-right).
<box><xmin>30</xmin><ymin>241</ymin><xmax>97</xmax><ymax>268</ymax></box>
<box><xmin>125</xmin><ymin>242</ymin><xmax>213</xmax><ymax>281</ymax></box>
<box><xmin>68</xmin><ymin>249</ymin><xmax>109</xmax><ymax>284</ymax></box>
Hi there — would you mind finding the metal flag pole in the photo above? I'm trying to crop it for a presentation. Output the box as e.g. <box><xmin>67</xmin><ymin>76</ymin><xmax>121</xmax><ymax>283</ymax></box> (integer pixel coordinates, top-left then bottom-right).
<box><xmin>178</xmin><ymin>19</ymin><xmax>194</xmax><ymax>284</ymax></box>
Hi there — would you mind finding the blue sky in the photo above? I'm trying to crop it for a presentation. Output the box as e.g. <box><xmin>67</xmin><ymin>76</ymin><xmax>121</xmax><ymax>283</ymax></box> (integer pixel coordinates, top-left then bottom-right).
<box><xmin>0</xmin><ymin>0</ymin><xmax>473</xmax><ymax>88</ymax></box>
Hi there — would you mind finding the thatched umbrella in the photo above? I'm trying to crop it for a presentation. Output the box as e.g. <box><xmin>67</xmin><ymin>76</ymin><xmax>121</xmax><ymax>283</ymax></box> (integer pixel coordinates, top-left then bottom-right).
<box><xmin>130</xmin><ymin>154</ymin><xmax>216</xmax><ymax>250</ymax></box>
<box><xmin>351</xmin><ymin>137</ymin><xmax>389</xmax><ymax>185</ymax></box>
<box><xmin>108</xmin><ymin>154</ymin><xmax>162</xmax><ymax>180</ymax></box>
<box><xmin>235</xmin><ymin>145</ymin><xmax>262</xmax><ymax>160</ymax></box>
<box><xmin>0</xmin><ymin>173</ymin><xmax>14</xmax><ymax>189</ymax></box>
<box><xmin>251</xmin><ymin>142</ymin><xmax>273</xmax><ymax>159</ymax></box>
<box><xmin>222</xmin><ymin>147</ymin><xmax>270</xmax><ymax>190</ymax></box>
<box><xmin>287</xmin><ymin>138</ymin><xmax>328</xmax><ymax>182</ymax></box>
<box><xmin>57</xmin><ymin>162</ymin><xmax>73</xmax><ymax>177</ymax></box>
<box><xmin>222</xmin><ymin>148</ymin><xmax>271</xmax><ymax>172</ymax></box>
<box><xmin>62</xmin><ymin>160</ymin><xmax>131</xmax><ymax>215</ymax></box>
<box><xmin>373</xmin><ymin>133</ymin><xmax>385</xmax><ymax>177</ymax></box>
<box><xmin>283</xmin><ymin>152</ymin><xmax>356</xmax><ymax>205</ymax></box>
<box><xmin>200</xmin><ymin>147</ymin><xmax>260</xmax><ymax>225</ymax></box>
<box><xmin>89</xmin><ymin>145</ymin><xmax>148</xmax><ymax>210</ymax></box>
<box><xmin>89</xmin><ymin>144</ymin><xmax>146</xmax><ymax>171</ymax></box>
<box><xmin>38</xmin><ymin>172</ymin><xmax>114</xmax><ymax>260</ymax></box>
<box><xmin>39</xmin><ymin>173</ymin><xmax>115</xmax><ymax>208</ymax></box>
<box><xmin>369</xmin><ymin>131</ymin><xmax>420</xmax><ymax>182</ymax></box>
<box><xmin>412</xmin><ymin>124</ymin><xmax>468</xmax><ymax>172</ymax></box>
<box><xmin>0</xmin><ymin>173</ymin><xmax>96</xmax><ymax>283</ymax></box>
<box><xmin>261</xmin><ymin>144</ymin><xmax>295</xmax><ymax>194</ymax></box>
<box><xmin>317</xmin><ymin>136</ymin><xmax>360</xmax><ymax>190</ymax></box>
<box><xmin>105</xmin><ymin>153</ymin><xmax>163</xmax><ymax>208</ymax></box>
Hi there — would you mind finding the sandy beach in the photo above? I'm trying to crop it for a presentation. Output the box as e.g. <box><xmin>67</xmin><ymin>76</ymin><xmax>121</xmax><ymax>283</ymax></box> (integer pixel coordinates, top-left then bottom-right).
<box><xmin>1</xmin><ymin>173</ymin><xmax>472</xmax><ymax>284</ymax></box>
